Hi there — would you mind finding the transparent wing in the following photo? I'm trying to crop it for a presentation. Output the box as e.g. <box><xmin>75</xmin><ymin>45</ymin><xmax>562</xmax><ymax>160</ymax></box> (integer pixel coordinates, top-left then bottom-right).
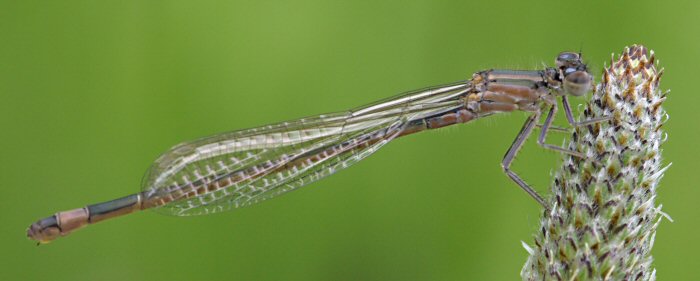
<box><xmin>141</xmin><ymin>81</ymin><xmax>470</xmax><ymax>216</ymax></box>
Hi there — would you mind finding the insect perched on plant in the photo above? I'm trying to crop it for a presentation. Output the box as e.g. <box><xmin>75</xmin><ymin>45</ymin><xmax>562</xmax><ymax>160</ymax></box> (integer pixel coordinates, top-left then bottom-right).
<box><xmin>28</xmin><ymin>51</ymin><xmax>608</xmax><ymax>244</ymax></box>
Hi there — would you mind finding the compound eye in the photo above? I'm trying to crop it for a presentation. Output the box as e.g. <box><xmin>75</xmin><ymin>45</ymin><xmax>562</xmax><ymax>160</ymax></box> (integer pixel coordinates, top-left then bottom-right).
<box><xmin>563</xmin><ymin>71</ymin><xmax>592</xmax><ymax>96</ymax></box>
<box><xmin>556</xmin><ymin>52</ymin><xmax>580</xmax><ymax>68</ymax></box>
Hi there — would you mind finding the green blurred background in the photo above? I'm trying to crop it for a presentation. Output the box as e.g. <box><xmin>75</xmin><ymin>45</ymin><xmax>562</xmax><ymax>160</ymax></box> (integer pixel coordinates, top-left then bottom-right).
<box><xmin>1</xmin><ymin>1</ymin><xmax>698</xmax><ymax>280</ymax></box>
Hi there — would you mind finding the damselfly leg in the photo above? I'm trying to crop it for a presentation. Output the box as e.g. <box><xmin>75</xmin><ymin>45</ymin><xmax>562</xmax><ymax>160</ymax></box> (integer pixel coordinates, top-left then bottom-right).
<box><xmin>536</xmin><ymin>124</ymin><xmax>570</xmax><ymax>133</ymax></box>
<box><xmin>502</xmin><ymin>97</ymin><xmax>610</xmax><ymax>210</ymax></box>
<box><xmin>562</xmin><ymin>95</ymin><xmax>612</xmax><ymax>126</ymax></box>
<box><xmin>537</xmin><ymin>104</ymin><xmax>585</xmax><ymax>158</ymax></box>
<box><xmin>501</xmin><ymin>111</ymin><xmax>546</xmax><ymax>207</ymax></box>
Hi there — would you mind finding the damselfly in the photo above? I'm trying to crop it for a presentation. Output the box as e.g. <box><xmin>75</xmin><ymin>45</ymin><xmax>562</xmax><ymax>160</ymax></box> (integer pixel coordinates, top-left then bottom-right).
<box><xmin>27</xmin><ymin>51</ymin><xmax>608</xmax><ymax>244</ymax></box>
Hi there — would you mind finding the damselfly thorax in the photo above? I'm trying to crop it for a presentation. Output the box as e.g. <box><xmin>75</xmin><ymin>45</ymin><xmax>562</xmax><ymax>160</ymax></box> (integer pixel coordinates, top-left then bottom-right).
<box><xmin>27</xmin><ymin>52</ymin><xmax>608</xmax><ymax>244</ymax></box>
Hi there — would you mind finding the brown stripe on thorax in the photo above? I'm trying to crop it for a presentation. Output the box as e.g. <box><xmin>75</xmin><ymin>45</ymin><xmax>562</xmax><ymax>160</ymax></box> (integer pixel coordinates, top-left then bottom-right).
<box><xmin>486</xmin><ymin>83</ymin><xmax>542</xmax><ymax>101</ymax></box>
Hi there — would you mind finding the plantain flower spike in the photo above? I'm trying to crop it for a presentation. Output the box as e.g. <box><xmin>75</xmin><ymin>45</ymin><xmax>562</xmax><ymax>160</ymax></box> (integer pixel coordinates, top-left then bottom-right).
<box><xmin>522</xmin><ymin>45</ymin><xmax>670</xmax><ymax>281</ymax></box>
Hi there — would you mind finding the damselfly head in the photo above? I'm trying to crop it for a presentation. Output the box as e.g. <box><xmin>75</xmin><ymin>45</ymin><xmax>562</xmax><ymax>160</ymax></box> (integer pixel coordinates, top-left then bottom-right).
<box><xmin>556</xmin><ymin>51</ymin><xmax>593</xmax><ymax>96</ymax></box>
<box><xmin>563</xmin><ymin>71</ymin><xmax>593</xmax><ymax>96</ymax></box>
<box><xmin>556</xmin><ymin>52</ymin><xmax>582</xmax><ymax>68</ymax></box>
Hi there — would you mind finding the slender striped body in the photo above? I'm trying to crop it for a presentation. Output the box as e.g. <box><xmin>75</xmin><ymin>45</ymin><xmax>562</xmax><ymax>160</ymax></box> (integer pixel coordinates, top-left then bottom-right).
<box><xmin>28</xmin><ymin>52</ymin><xmax>594</xmax><ymax>244</ymax></box>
